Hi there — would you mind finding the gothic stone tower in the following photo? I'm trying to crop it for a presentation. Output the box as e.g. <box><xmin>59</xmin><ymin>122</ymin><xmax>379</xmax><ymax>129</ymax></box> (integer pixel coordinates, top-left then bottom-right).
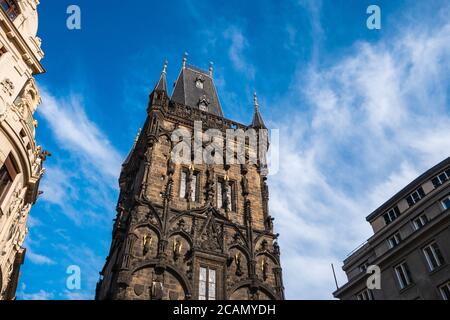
<box><xmin>96</xmin><ymin>58</ymin><xmax>284</xmax><ymax>300</ymax></box>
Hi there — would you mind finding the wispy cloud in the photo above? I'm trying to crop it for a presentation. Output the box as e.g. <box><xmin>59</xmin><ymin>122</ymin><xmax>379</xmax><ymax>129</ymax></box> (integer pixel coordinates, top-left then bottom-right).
<box><xmin>17</xmin><ymin>285</ymin><xmax>54</xmax><ymax>300</ymax></box>
<box><xmin>39</xmin><ymin>89</ymin><xmax>123</xmax><ymax>181</ymax></box>
<box><xmin>26</xmin><ymin>250</ymin><xmax>57</xmax><ymax>266</ymax></box>
<box><xmin>36</xmin><ymin>89</ymin><xmax>123</xmax><ymax>225</ymax></box>
<box><xmin>223</xmin><ymin>26</ymin><xmax>255</xmax><ymax>79</ymax></box>
<box><xmin>271</xmin><ymin>4</ymin><xmax>450</xmax><ymax>299</ymax></box>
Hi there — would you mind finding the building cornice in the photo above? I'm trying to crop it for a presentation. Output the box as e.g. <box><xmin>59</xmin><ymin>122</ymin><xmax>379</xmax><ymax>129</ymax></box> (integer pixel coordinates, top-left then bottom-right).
<box><xmin>0</xmin><ymin>9</ymin><xmax>45</xmax><ymax>75</ymax></box>
<box><xmin>366</xmin><ymin>157</ymin><xmax>450</xmax><ymax>222</ymax></box>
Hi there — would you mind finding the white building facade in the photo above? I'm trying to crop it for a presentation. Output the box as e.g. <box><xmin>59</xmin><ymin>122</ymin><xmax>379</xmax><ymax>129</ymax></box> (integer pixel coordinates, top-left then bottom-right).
<box><xmin>0</xmin><ymin>0</ymin><xmax>45</xmax><ymax>300</ymax></box>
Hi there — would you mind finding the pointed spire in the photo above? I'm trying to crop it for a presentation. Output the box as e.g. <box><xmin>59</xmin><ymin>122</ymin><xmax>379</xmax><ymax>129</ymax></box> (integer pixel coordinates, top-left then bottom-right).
<box><xmin>135</xmin><ymin>128</ymin><xmax>142</xmax><ymax>144</ymax></box>
<box><xmin>123</xmin><ymin>128</ymin><xmax>141</xmax><ymax>167</ymax></box>
<box><xmin>183</xmin><ymin>52</ymin><xmax>188</xmax><ymax>69</ymax></box>
<box><xmin>251</xmin><ymin>92</ymin><xmax>266</xmax><ymax>129</ymax></box>
<box><xmin>254</xmin><ymin>92</ymin><xmax>259</xmax><ymax>110</ymax></box>
<box><xmin>209</xmin><ymin>62</ymin><xmax>214</xmax><ymax>77</ymax></box>
<box><xmin>154</xmin><ymin>60</ymin><xmax>168</xmax><ymax>92</ymax></box>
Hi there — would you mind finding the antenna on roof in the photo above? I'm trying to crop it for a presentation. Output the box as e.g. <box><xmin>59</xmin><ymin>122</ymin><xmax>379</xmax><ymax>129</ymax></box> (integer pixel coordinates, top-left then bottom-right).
<box><xmin>183</xmin><ymin>52</ymin><xmax>188</xmax><ymax>69</ymax></box>
<box><xmin>331</xmin><ymin>263</ymin><xmax>339</xmax><ymax>290</ymax></box>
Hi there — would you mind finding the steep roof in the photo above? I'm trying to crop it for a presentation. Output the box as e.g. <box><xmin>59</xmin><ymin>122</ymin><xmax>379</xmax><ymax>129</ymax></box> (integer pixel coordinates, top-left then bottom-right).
<box><xmin>153</xmin><ymin>62</ymin><xmax>167</xmax><ymax>93</ymax></box>
<box><xmin>171</xmin><ymin>64</ymin><xmax>224</xmax><ymax>117</ymax></box>
<box><xmin>251</xmin><ymin>93</ymin><xmax>266</xmax><ymax>129</ymax></box>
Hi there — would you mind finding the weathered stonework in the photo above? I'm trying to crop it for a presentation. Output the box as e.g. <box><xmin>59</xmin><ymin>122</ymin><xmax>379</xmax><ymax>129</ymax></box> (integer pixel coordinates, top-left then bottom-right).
<box><xmin>96</xmin><ymin>62</ymin><xmax>284</xmax><ymax>300</ymax></box>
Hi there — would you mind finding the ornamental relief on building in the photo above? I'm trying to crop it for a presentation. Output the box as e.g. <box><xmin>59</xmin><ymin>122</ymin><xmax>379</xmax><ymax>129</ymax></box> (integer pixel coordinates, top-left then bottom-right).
<box><xmin>0</xmin><ymin>78</ymin><xmax>14</xmax><ymax>97</ymax></box>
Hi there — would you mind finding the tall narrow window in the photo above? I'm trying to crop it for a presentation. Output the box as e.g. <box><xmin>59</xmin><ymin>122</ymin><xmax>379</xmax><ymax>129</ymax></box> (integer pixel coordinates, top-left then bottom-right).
<box><xmin>394</xmin><ymin>262</ymin><xmax>412</xmax><ymax>289</ymax></box>
<box><xmin>0</xmin><ymin>154</ymin><xmax>18</xmax><ymax>202</ymax></box>
<box><xmin>217</xmin><ymin>181</ymin><xmax>222</xmax><ymax>208</ymax></box>
<box><xmin>217</xmin><ymin>179</ymin><xmax>236</xmax><ymax>211</ymax></box>
<box><xmin>179</xmin><ymin>171</ymin><xmax>186</xmax><ymax>199</ymax></box>
<box><xmin>440</xmin><ymin>281</ymin><xmax>450</xmax><ymax>300</ymax></box>
<box><xmin>423</xmin><ymin>242</ymin><xmax>445</xmax><ymax>272</ymax></box>
<box><xmin>198</xmin><ymin>267</ymin><xmax>216</xmax><ymax>300</ymax></box>
<box><xmin>208</xmin><ymin>269</ymin><xmax>216</xmax><ymax>300</ymax></box>
<box><xmin>179</xmin><ymin>169</ymin><xmax>199</xmax><ymax>202</ymax></box>
<box><xmin>191</xmin><ymin>173</ymin><xmax>197</xmax><ymax>202</ymax></box>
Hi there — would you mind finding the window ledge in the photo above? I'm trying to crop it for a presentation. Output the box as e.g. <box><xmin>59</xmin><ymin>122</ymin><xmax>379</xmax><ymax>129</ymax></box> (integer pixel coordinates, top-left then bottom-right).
<box><xmin>399</xmin><ymin>283</ymin><xmax>416</xmax><ymax>294</ymax></box>
<box><xmin>429</xmin><ymin>263</ymin><xmax>448</xmax><ymax>276</ymax></box>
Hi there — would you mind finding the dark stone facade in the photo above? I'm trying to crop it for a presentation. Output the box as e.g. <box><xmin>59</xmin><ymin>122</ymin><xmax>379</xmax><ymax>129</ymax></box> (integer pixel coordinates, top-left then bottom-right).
<box><xmin>95</xmin><ymin>64</ymin><xmax>284</xmax><ymax>300</ymax></box>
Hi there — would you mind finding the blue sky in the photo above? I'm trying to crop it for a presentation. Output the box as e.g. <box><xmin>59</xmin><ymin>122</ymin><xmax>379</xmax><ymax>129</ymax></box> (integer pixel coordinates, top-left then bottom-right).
<box><xmin>17</xmin><ymin>0</ymin><xmax>450</xmax><ymax>299</ymax></box>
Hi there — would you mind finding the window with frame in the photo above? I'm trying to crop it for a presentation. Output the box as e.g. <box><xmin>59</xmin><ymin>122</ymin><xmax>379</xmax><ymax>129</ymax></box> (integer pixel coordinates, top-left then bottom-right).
<box><xmin>431</xmin><ymin>168</ymin><xmax>450</xmax><ymax>188</ymax></box>
<box><xmin>356</xmin><ymin>289</ymin><xmax>374</xmax><ymax>300</ymax></box>
<box><xmin>0</xmin><ymin>154</ymin><xmax>18</xmax><ymax>202</ymax></box>
<box><xmin>179</xmin><ymin>169</ymin><xmax>199</xmax><ymax>202</ymax></box>
<box><xmin>406</xmin><ymin>187</ymin><xmax>426</xmax><ymax>207</ymax></box>
<box><xmin>423</xmin><ymin>242</ymin><xmax>445</xmax><ymax>272</ymax></box>
<box><xmin>388</xmin><ymin>232</ymin><xmax>402</xmax><ymax>249</ymax></box>
<box><xmin>383</xmin><ymin>206</ymin><xmax>401</xmax><ymax>225</ymax></box>
<box><xmin>0</xmin><ymin>0</ymin><xmax>20</xmax><ymax>21</ymax></box>
<box><xmin>412</xmin><ymin>214</ymin><xmax>428</xmax><ymax>230</ymax></box>
<box><xmin>439</xmin><ymin>281</ymin><xmax>450</xmax><ymax>300</ymax></box>
<box><xmin>394</xmin><ymin>262</ymin><xmax>412</xmax><ymax>290</ymax></box>
<box><xmin>198</xmin><ymin>266</ymin><xmax>216</xmax><ymax>300</ymax></box>
<box><xmin>441</xmin><ymin>195</ymin><xmax>450</xmax><ymax>210</ymax></box>
<box><xmin>217</xmin><ymin>178</ymin><xmax>236</xmax><ymax>212</ymax></box>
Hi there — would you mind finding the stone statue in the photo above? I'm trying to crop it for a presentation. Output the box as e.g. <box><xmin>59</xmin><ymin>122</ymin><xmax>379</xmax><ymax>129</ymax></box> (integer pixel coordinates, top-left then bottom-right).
<box><xmin>143</xmin><ymin>234</ymin><xmax>152</xmax><ymax>256</ymax></box>
<box><xmin>173</xmin><ymin>238</ymin><xmax>182</xmax><ymax>261</ymax></box>
<box><xmin>235</xmin><ymin>252</ymin><xmax>243</xmax><ymax>276</ymax></box>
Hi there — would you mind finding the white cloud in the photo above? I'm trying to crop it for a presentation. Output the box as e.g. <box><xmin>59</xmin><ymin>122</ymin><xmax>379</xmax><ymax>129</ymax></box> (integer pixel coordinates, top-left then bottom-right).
<box><xmin>36</xmin><ymin>89</ymin><xmax>123</xmax><ymax>224</ymax></box>
<box><xmin>38</xmin><ymin>90</ymin><xmax>123</xmax><ymax>181</ymax></box>
<box><xmin>17</xmin><ymin>290</ymin><xmax>54</xmax><ymax>300</ymax></box>
<box><xmin>26</xmin><ymin>250</ymin><xmax>56</xmax><ymax>266</ymax></box>
<box><xmin>223</xmin><ymin>26</ymin><xmax>255</xmax><ymax>79</ymax></box>
<box><xmin>270</xmin><ymin>6</ymin><xmax>450</xmax><ymax>299</ymax></box>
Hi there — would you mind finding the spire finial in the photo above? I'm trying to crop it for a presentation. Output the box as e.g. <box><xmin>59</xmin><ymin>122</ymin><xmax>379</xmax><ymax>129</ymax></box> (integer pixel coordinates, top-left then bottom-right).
<box><xmin>135</xmin><ymin>128</ymin><xmax>142</xmax><ymax>144</ymax></box>
<box><xmin>254</xmin><ymin>92</ymin><xmax>259</xmax><ymax>110</ymax></box>
<box><xmin>183</xmin><ymin>52</ymin><xmax>188</xmax><ymax>69</ymax></box>
<box><xmin>163</xmin><ymin>60</ymin><xmax>168</xmax><ymax>74</ymax></box>
<box><xmin>209</xmin><ymin>61</ymin><xmax>214</xmax><ymax>77</ymax></box>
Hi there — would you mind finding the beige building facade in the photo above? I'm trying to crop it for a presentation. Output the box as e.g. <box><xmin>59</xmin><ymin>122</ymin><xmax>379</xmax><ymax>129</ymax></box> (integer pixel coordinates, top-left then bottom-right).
<box><xmin>0</xmin><ymin>0</ymin><xmax>45</xmax><ymax>300</ymax></box>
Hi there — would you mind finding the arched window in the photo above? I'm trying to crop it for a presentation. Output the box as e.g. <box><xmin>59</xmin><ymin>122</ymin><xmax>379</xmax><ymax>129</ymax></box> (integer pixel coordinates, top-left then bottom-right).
<box><xmin>0</xmin><ymin>0</ymin><xmax>20</xmax><ymax>21</ymax></box>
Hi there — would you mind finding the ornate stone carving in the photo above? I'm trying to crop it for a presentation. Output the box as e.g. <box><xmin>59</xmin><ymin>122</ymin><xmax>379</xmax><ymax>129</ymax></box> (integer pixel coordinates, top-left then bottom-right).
<box><xmin>1</xmin><ymin>79</ymin><xmax>14</xmax><ymax>96</ymax></box>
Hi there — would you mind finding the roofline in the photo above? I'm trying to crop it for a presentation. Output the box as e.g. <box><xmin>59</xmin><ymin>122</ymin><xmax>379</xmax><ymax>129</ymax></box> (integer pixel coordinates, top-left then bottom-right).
<box><xmin>365</xmin><ymin>157</ymin><xmax>450</xmax><ymax>222</ymax></box>
<box><xmin>170</xmin><ymin>63</ymin><xmax>224</xmax><ymax>118</ymax></box>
